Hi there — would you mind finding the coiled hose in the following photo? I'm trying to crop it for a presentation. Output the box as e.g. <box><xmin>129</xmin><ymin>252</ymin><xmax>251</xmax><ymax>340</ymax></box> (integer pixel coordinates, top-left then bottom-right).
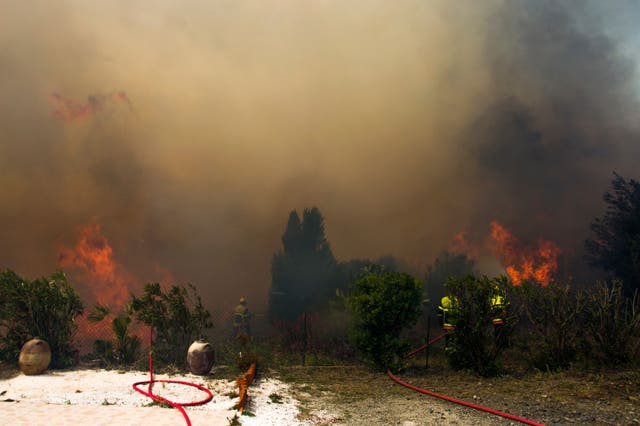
<box><xmin>132</xmin><ymin>328</ymin><xmax>214</xmax><ymax>426</ymax></box>
<box><xmin>389</xmin><ymin>332</ymin><xmax>545</xmax><ymax>426</ymax></box>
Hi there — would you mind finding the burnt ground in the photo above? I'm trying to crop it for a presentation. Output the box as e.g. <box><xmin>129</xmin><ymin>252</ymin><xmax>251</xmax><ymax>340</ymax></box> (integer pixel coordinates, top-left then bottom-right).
<box><xmin>274</xmin><ymin>356</ymin><xmax>640</xmax><ymax>426</ymax></box>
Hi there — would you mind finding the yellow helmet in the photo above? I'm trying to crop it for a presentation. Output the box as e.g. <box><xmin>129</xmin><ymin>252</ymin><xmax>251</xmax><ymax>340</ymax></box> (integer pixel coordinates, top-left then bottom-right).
<box><xmin>239</xmin><ymin>297</ymin><xmax>246</xmax><ymax>304</ymax></box>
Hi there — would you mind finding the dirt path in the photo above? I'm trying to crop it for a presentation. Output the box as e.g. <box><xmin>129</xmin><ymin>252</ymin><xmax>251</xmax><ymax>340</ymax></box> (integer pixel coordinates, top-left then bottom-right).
<box><xmin>276</xmin><ymin>365</ymin><xmax>640</xmax><ymax>425</ymax></box>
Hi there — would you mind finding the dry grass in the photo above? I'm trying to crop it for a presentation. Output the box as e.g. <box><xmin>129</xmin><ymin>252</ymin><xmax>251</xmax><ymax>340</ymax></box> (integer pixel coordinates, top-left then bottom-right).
<box><xmin>274</xmin><ymin>353</ymin><xmax>640</xmax><ymax>425</ymax></box>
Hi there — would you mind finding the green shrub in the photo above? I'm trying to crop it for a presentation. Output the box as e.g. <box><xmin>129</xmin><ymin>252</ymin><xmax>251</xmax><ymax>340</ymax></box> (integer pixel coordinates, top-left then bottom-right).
<box><xmin>88</xmin><ymin>303</ymin><xmax>140</xmax><ymax>366</ymax></box>
<box><xmin>0</xmin><ymin>269</ymin><xmax>83</xmax><ymax>368</ymax></box>
<box><xmin>347</xmin><ymin>272</ymin><xmax>423</xmax><ymax>372</ymax></box>
<box><xmin>444</xmin><ymin>275</ymin><xmax>511</xmax><ymax>377</ymax></box>
<box><xmin>130</xmin><ymin>282</ymin><xmax>212</xmax><ymax>367</ymax></box>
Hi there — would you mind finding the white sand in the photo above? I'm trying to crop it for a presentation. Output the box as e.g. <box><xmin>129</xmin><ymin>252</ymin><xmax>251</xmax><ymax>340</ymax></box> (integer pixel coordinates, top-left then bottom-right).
<box><xmin>0</xmin><ymin>368</ymin><xmax>314</xmax><ymax>425</ymax></box>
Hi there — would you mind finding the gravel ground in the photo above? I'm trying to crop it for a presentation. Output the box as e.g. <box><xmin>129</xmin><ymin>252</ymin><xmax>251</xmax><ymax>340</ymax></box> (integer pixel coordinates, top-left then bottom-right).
<box><xmin>2</xmin><ymin>363</ymin><xmax>639</xmax><ymax>425</ymax></box>
<box><xmin>276</xmin><ymin>364</ymin><xmax>640</xmax><ymax>425</ymax></box>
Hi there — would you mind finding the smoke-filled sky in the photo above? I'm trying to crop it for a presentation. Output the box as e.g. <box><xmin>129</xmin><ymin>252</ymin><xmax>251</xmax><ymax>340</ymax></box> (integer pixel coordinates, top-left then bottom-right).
<box><xmin>2</xmin><ymin>0</ymin><xmax>640</xmax><ymax>311</ymax></box>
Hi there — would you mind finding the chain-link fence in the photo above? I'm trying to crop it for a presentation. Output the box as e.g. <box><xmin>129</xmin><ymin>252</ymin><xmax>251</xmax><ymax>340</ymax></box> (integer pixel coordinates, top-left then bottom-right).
<box><xmin>72</xmin><ymin>308</ymin><xmax>274</xmax><ymax>361</ymax></box>
<box><xmin>72</xmin><ymin>311</ymin><xmax>446</xmax><ymax>368</ymax></box>
<box><xmin>72</xmin><ymin>307</ymin><xmax>359</xmax><ymax>367</ymax></box>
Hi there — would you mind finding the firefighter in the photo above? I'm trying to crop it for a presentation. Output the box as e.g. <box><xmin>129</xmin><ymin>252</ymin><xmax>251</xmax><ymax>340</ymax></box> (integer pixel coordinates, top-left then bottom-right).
<box><xmin>438</xmin><ymin>295</ymin><xmax>458</xmax><ymax>333</ymax></box>
<box><xmin>233</xmin><ymin>297</ymin><xmax>251</xmax><ymax>339</ymax></box>
<box><xmin>438</xmin><ymin>295</ymin><xmax>460</xmax><ymax>347</ymax></box>
<box><xmin>491</xmin><ymin>287</ymin><xmax>508</xmax><ymax>347</ymax></box>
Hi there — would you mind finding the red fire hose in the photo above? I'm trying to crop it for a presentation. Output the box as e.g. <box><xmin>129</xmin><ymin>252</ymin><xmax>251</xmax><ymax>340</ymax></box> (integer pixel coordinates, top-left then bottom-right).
<box><xmin>132</xmin><ymin>328</ymin><xmax>214</xmax><ymax>426</ymax></box>
<box><xmin>389</xmin><ymin>332</ymin><xmax>545</xmax><ymax>426</ymax></box>
<box><xmin>403</xmin><ymin>332</ymin><xmax>448</xmax><ymax>358</ymax></box>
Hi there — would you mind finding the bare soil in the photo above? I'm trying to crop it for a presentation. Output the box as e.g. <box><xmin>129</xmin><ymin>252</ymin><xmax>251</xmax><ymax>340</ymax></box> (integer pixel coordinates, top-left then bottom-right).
<box><xmin>274</xmin><ymin>358</ymin><xmax>640</xmax><ymax>426</ymax></box>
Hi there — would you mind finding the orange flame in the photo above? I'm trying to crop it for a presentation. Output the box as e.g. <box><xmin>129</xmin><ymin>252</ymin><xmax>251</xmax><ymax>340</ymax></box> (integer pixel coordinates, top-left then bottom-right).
<box><xmin>489</xmin><ymin>221</ymin><xmax>560</xmax><ymax>286</ymax></box>
<box><xmin>58</xmin><ymin>223</ymin><xmax>146</xmax><ymax>351</ymax></box>
<box><xmin>49</xmin><ymin>91</ymin><xmax>131</xmax><ymax>122</ymax></box>
<box><xmin>57</xmin><ymin>223</ymin><xmax>134</xmax><ymax>310</ymax></box>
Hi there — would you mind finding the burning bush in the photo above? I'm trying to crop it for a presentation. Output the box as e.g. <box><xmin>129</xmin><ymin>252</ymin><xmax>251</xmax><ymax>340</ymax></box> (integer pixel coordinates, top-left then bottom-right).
<box><xmin>0</xmin><ymin>269</ymin><xmax>83</xmax><ymax>368</ymax></box>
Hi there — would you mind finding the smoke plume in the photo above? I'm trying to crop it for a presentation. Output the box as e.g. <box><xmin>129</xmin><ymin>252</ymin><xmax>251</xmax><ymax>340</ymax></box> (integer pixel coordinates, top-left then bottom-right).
<box><xmin>1</xmin><ymin>1</ymin><xmax>639</xmax><ymax>311</ymax></box>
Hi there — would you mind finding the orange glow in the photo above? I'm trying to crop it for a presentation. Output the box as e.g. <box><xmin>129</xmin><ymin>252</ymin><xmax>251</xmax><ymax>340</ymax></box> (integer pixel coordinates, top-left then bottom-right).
<box><xmin>489</xmin><ymin>221</ymin><xmax>560</xmax><ymax>286</ymax></box>
<box><xmin>49</xmin><ymin>91</ymin><xmax>131</xmax><ymax>122</ymax></box>
<box><xmin>57</xmin><ymin>223</ymin><xmax>146</xmax><ymax>346</ymax></box>
<box><xmin>57</xmin><ymin>223</ymin><xmax>132</xmax><ymax>310</ymax></box>
<box><xmin>448</xmin><ymin>231</ymin><xmax>479</xmax><ymax>259</ymax></box>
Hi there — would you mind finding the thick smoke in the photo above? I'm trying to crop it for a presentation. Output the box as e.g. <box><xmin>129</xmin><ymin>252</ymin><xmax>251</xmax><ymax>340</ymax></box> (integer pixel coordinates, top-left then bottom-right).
<box><xmin>1</xmin><ymin>1</ymin><xmax>639</xmax><ymax>311</ymax></box>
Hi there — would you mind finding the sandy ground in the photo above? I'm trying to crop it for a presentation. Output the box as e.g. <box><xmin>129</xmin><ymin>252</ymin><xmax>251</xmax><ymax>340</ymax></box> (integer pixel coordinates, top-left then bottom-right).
<box><xmin>8</xmin><ymin>363</ymin><xmax>632</xmax><ymax>425</ymax></box>
<box><xmin>0</xmin><ymin>368</ymin><xmax>309</xmax><ymax>425</ymax></box>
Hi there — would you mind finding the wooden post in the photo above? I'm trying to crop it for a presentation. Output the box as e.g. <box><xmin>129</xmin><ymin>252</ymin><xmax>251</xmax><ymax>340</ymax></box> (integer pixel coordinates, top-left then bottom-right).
<box><xmin>425</xmin><ymin>315</ymin><xmax>431</xmax><ymax>370</ymax></box>
<box><xmin>302</xmin><ymin>312</ymin><xmax>307</xmax><ymax>366</ymax></box>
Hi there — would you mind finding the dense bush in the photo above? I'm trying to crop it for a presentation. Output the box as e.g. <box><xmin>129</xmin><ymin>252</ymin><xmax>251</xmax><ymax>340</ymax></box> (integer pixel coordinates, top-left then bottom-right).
<box><xmin>444</xmin><ymin>275</ymin><xmax>511</xmax><ymax>377</ymax></box>
<box><xmin>130</xmin><ymin>282</ymin><xmax>212</xmax><ymax>367</ymax></box>
<box><xmin>513</xmin><ymin>282</ymin><xmax>586</xmax><ymax>371</ymax></box>
<box><xmin>347</xmin><ymin>272</ymin><xmax>423</xmax><ymax>371</ymax></box>
<box><xmin>583</xmin><ymin>281</ymin><xmax>640</xmax><ymax>364</ymax></box>
<box><xmin>0</xmin><ymin>269</ymin><xmax>83</xmax><ymax>368</ymax></box>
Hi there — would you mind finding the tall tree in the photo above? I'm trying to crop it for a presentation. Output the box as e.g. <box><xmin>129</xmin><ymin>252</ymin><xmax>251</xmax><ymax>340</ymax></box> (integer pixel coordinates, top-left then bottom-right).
<box><xmin>282</xmin><ymin>211</ymin><xmax>303</xmax><ymax>255</ymax></box>
<box><xmin>585</xmin><ymin>173</ymin><xmax>640</xmax><ymax>294</ymax></box>
<box><xmin>269</xmin><ymin>207</ymin><xmax>337</xmax><ymax>321</ymax></box>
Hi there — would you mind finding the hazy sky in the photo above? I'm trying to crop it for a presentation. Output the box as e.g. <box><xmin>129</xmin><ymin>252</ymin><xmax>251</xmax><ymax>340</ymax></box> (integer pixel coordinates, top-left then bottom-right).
<box><xmin>2</xmin><ymin>0</ymin><xmax>639</xmax><ymax>311</ymax></box>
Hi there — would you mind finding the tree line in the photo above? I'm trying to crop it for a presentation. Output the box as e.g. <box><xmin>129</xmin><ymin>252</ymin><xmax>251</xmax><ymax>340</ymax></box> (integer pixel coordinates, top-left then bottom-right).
<box><xmin>269</xmin><ymin>173</ymin><xmax>640</xmax><ymax>324</ymax></box>
<box><xmin>267</xmin><ymin>173</ymin><xmax>640</xmax><ymax>371</ymax></box>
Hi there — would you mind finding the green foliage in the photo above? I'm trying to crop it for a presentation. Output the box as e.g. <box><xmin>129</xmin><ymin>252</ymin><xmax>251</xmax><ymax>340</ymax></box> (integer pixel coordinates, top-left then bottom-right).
<box><xmin>514</xmin><ymin>281</ymin><xmax>586</xmax><ymax>371</ymax></box>
<box><xmin>0</xmin><ymin>269</ymin><xmax>83</xmax><ymax>368</ymax></box>
<box><xmin>88</xmin><ymin>303</ymin><xmax>140</xmax><ymax>366</ymax></box>
<box><xmin>88</xmin><ymin>303</ymin><xmax>111</xmax><ymax>323</ymax></box>
<box><xmin>583</xmin><ymin>281</ymin><xmax>640</xmax><ymax>364</ymax></box>
<box><xmin>443</xmin><ymin>275</ymin><xmax>510</xmax><ymax>377</ymax></box>
<box><xmin>228</xmin><ymin>414</ymin><xmax>241</xmax><ymax>426</ymax></box>
<box><xmin>269</xmin><ymin>207</ymin><xmax>338</xmax><ymax>321</ymax></box>
<box><xmin>585</xmin><ymin>172</ymin><xmax>640</xmax><ymax>295</ymax></box>
<box><xmin>268</xmin><ymin>393</ymin><xmax>283</xmax><ymax>403</ymax></box>
<box><xmin>130</xmin><ymin>282</ymin><xmax>212</xmax><ymax>367</ymax></box>
<box><xmin>347</xmin><ymin>272</ymin><xmax>423</xmax><ymax>372</ymax></box>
